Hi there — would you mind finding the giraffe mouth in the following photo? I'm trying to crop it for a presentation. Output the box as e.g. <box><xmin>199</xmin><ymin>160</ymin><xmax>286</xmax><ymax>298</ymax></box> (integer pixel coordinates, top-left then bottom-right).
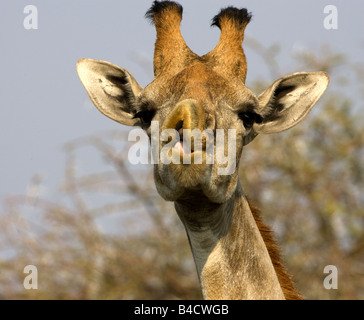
<box><xmin>172</xmin><ymin>125</ymin><xmax>194</xmax><ymax>155</ymax></box>
<box><xmin>173</xmin><ymin>140</ymin><xmax>192</xmax><ymax>154</ymax></box>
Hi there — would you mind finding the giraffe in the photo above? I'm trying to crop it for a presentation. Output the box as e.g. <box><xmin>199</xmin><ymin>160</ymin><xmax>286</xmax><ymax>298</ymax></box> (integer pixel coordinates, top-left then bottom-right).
<box><xmin>76</xmin><ymin>1</ymin><xmax>329</xmax><ymax>299</ymax></box>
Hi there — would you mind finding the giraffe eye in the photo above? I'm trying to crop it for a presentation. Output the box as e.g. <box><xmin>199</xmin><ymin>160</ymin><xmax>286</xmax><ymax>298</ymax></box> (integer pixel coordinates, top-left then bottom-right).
<box><xmin>133</xmin><ymin>109</ymin><xmax>156</xmax><ymax>126</ymax></box>
<box><xmin>238</xmin><ymin>111</ymin><xmax>262</xmax><ymax>129</ymax></box>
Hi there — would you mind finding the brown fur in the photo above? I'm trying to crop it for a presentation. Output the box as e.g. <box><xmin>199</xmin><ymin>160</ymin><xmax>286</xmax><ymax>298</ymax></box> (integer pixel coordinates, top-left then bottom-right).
<box><xmin>248</xmin><ymin>200</ymin><xmax>303</xmax><ymax>300</ymax></box>
<box><xmin>203</xmin><ymin>8</ymin><xmax>251</xmax><ymax>83</ymax></box>
<box><xmin>146</xmin><ymin>1</ymin><xmax>198</xmax><ymax>78</ymax></box>
<box><xmin>77</xmin><ymin>1</ymin><xmax>329</xmax><ymax>300</ymax></box>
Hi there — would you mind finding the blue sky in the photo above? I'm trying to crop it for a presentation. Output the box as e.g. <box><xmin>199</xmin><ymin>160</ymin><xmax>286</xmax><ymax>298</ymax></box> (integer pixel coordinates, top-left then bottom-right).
<box><xmin>0</xmin><ymin>0</ymin><xmax>363</xmax><ymax>201</ymax></box>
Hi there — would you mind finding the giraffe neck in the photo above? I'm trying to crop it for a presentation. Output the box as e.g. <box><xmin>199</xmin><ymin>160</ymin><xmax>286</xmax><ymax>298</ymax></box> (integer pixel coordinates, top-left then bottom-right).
<box><xmin>174</xmin><ymin>182</ymin><xmax>285</xmax><ymax>299</ymax></box>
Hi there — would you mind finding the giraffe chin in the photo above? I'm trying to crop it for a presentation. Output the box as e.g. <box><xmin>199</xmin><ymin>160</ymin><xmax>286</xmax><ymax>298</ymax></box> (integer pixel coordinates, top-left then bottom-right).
<box><xmin>153</xmin><ymin>161</ymin><xmax>238</xmax><ymax>204</ymax></box>
<box><xmin>153</xmin><ymin>161</ymin><xmax>210</xmax><ymax>201</ymax></box>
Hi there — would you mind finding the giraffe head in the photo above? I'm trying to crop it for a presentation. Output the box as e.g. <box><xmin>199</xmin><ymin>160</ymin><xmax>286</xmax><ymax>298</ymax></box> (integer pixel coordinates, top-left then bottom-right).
<box><xmin>77</xmin><ymin>1</ymin><xmax>329</xmax><ymax>204</ymax></box>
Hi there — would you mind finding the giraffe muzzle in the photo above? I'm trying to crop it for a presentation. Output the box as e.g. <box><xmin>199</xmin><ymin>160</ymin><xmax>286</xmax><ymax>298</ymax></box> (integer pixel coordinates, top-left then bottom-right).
<box><xmin>162</xmin><ymin>99</ymin><xmax>209</xmax><ymax>154</ymax></box>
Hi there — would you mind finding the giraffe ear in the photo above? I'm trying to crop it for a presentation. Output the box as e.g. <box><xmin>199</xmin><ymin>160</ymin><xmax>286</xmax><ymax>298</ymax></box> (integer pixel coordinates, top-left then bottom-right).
<box><xmin>253</xmin><ymin>72</ymin><xmax>329</xmax><ymax>134</ymax></box>
<box><xmin>77</xmin><ymin>58</ymin><xmax>143</xmax><ymax>126</ymax></box>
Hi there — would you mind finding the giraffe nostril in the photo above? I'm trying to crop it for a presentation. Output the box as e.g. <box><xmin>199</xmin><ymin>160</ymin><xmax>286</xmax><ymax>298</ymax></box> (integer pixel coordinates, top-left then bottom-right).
<box><xmin>175</xmin><ymin>120</ymin><xmax>184</xmax><ymax>136</ymax></box>
<box><xmin>178</xmin><ymin>128</ymin><xmax>184</xmax><ymax>140</ymax></box>
<box><xmin>163</xmin><ymin>99</ymin><xmax>205</xmax><ymax>132</ymax></box>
